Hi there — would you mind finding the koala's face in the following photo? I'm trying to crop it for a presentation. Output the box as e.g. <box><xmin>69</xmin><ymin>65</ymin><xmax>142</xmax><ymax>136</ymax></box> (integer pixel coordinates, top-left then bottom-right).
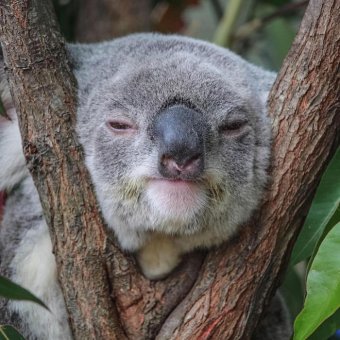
<box><xmin>74</xmin><ymin>35</ymin><xmax>273</xmax><ymax>250</ymax></box>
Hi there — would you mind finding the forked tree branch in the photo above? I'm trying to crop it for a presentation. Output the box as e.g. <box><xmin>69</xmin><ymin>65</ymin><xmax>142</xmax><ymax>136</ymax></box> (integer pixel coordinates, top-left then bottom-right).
<box><xmin>0</xmin><ymin>0</ymin><xmax>339</xmax><ymax>339</ymax></box>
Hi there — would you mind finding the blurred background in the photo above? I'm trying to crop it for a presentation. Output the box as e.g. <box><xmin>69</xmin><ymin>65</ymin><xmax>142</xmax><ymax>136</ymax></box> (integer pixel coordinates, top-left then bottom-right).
<box><xmin>53</xmin><ymin>0</ymin><xmax>307</xmax><ymax>71</ymax></box>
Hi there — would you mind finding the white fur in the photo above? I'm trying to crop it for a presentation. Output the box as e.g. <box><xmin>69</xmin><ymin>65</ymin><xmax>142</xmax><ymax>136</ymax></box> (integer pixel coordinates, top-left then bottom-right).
<box><xmin>0</xmin><ymin>115</ymin><xmax>28</xmax><ymax>191</ymax></box>
<box><xmin>145</xmin><ymin>180</ymin><xmax>208</xmax><ymax>223</ymax></box>
<box><xmin>137</xmin><ymin>235</ymin><xmax>182</xmax><ymax>280</ymax></box>
<box><xmin>9</xmin><ymin>221</ymin><xmax>72</xmax><ymax>340</ymax></box>
<box><xmin>130</xmin><ymin>157</ymin><xmax>209</xmax><ymax>227</ymax></box>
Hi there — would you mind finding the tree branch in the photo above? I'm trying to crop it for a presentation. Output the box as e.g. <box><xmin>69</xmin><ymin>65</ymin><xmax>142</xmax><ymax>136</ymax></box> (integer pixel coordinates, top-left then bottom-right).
<box><xmin>0</xmin><ymin>1</ymin><xmax>126</xmax><ymax>338</ymax></box>
<box><xmin>213</xmin><ymin>0</ymin><xmax>246</xmax><ymax>47</ymax></box>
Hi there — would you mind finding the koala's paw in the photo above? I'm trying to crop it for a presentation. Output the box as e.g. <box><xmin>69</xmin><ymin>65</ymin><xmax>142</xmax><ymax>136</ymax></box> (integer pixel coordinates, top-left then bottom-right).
<box><xmin>137</xmin><ymin>236</ymin><xmax>182</xmax><ymax>280</ymax></box>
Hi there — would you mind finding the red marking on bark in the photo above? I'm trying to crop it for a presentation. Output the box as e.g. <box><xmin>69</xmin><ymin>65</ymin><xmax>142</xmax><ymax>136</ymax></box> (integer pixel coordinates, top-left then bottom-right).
<box><xmin>198</xmin><ymin>315</ymin><xmax>223</xmax><ymax>340</ymax></box>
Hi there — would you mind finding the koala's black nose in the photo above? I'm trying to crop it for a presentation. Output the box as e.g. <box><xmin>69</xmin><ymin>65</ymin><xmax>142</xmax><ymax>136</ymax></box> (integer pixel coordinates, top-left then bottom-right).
<box><xmin>152</xmin><ymin>105</ymin><xmax>207</xmax><ymax>180</ymax></box>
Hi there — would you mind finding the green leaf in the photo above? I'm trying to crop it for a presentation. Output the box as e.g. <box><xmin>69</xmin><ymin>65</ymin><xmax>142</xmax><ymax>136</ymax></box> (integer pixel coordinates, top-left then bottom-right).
<box><xmin>0</xmin><ymin>325</ymin><xmax>25</xmax><ymax>340</ymax></box>
<box><xmin>291</xmin><ymin>149</ymin><xmax>340</xmax><ymax>265</ymax></box>
<box><xmin>264</xmin><ymin>18</ymin><xmax>296</xmax><ymax>69</ymax></box>
<box><xmin>293</xmin><ymin>223</ymin><xmax>340</xmax><ymax>340</ymax></box>
<box><xmin>0</xmin><ymin>99</ymin><xmax>6</xmax><ymax>118</ymax></box>
<box><xmin>0</xmin><ymin>276</ymin><xmax>48</xmax><ymax>310</ymax></box>
<box><xmin>281</xmin><ymin>266</ymin><xmax>304</xmax><ymax>319</ymax></box>
<box><xmin>307</xmin><ymin>309</ymin><xmax>340</xmax><ymax>340</ymax></box>
<box><xmin>307</xmin><ymin>206</ymin><xmax>340</xmax><ymax>273</ymax></box>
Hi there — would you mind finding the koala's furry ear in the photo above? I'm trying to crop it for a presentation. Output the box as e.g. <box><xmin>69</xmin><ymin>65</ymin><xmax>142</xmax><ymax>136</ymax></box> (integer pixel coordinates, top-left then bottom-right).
<box><xmin>66</xmin><ymin>44</ymin><xmax>82</xmax><ymax>71</ymax></box>
<box><xmin>66</xmin><ymin>43</ymin><xmax>96</xmax><ymax>71</ymax></box>
<box><xmin>249</xmin><ymin>63</ymin><xmax>277</xmax><ymax>107</ymax></box>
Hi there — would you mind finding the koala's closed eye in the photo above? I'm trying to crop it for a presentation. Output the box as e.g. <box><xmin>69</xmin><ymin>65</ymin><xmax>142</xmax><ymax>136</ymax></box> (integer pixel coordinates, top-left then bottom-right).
<box><xmin>218</xmin><ymin>119</ymin><xmax>249</xmax><ymax>136</ymax></box>
<box><xmin>106</xmin><ymin>120</ymin><xmax>137</xmax><ymax>134</ymax></box>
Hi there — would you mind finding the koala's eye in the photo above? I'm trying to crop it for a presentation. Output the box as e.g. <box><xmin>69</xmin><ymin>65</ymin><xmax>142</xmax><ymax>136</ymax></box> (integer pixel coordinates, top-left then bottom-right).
<box><xmin>106</xmin><ymin>120</ymin><xmax>136</xmax><ymax>133</ymax></box>
<box><xmin>219</xmin><ymin>120</ymin><xmax>249</xmax><ymax>136</ymax></box>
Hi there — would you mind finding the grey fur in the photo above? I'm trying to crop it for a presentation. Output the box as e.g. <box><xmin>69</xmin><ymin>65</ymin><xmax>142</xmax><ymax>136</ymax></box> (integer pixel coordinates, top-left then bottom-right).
<box><xmin>0</xmin><ymin>33</ymin><xmax>290</xmax><ymax>339</ymax></box>
<box><xmin>253</xmin><ymin>293</ymin><xmax>292</xmax><ymax>340</ymax></box>
<box><xmin>72</xmin><ymin>34</ymin><xmax>273</xmax><ymax>252</ymax></box>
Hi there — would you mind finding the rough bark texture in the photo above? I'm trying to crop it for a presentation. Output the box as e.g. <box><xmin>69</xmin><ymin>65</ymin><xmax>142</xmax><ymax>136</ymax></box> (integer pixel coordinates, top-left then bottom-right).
<box><xmin>75</xmin><ymin>0</ymin><xmax>151</xmax><ymax>42</ymax></box>
<box><xmin>0</xmin><ymin>1</ymin><xmax>126</xmax><ymax>339</ymax></box>
<box><xmin>0</xmin><ymin>0</ymin><xmax>339</xmax><ymax>339</ymax></box>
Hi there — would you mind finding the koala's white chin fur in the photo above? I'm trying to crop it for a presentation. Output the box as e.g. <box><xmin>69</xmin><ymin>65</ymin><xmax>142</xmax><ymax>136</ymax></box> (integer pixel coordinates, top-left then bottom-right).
<box><xmin>137</xmin><ymin>234</ymin><xmax>182</xmax><ymax>280</ymax></box>
<box><xmin>145</xmin><ymin>179</ymin><xmax>207</xmax><ymax>223</ymax></box>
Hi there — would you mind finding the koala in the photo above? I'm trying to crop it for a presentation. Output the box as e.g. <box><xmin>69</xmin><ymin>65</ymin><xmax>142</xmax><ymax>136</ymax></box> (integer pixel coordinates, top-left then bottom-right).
<box><xmin>0</xmin><ymin>33</ymin><xmax>291</xmax><ymax>339</ymax></box>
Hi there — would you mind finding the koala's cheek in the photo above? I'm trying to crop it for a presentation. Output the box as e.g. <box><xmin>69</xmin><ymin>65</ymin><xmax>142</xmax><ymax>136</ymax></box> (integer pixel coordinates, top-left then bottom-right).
<box><xmin>145</xmin><ymin>180</ymin><xmax>207</xmax><ymax>220</ymax></box>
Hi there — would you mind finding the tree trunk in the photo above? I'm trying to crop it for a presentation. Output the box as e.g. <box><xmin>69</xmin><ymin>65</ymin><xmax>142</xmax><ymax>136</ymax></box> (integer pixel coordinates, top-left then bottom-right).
<box><xmin>75</xmin><ymin>0</ymin><xmax>151</xmax><ymax>42</ymax></box>
<box><xmin>0</xmin><ymin>0</ymin><xmax>339</xmax><ymax>339</ymax></box>
<box><xmin>0</xmin><ymin>1</ymin><xmax>126</xmax><ymax>339</ymax></box>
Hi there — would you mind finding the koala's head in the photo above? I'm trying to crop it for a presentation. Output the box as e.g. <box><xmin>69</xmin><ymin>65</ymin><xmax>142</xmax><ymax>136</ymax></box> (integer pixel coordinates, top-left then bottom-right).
<box><xmin>70</xmin><ymin>34</ymin><xmax>275</xmax><ymax>250</ymax></box>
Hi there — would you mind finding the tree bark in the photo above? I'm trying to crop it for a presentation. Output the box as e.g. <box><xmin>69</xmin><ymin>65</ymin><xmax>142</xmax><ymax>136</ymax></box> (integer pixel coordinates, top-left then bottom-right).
<box><xmin>75</xmin><ymin>0</ymin><xmax>151</xmax><ymax>43</ymax></box>
<box><xmin>0</xmin><ymin>1</ymin><xmax>126</xmax><ymax>339</ymax></box>
<box><xmin>0</xmin><ymin>0</ymin><xmax>339</xmax><ymax>339</ymax></box>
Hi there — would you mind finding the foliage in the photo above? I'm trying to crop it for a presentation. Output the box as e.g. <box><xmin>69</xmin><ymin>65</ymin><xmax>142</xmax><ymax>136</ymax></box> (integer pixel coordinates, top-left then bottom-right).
<box><xmin>0</xmin><ymin>275</ymin><xmax>48</xmax><ymax>310</ymax></box>
<box><xmin>52</xmin><ymin>0</ymin><xmax>305</xmax><ymax>70</ymax></box>
<box><xmin>0</xmin><ymin>275</ymin><xmax>49</xmax><ymax>339</ymax></box>
<box><xmin>293</xmin><ymin>223</ymin><xmax>340</xmax><ymax>340</ymax></box>
<box><xmin>287</xmin><ymin>150</ymin><xmax>340</xmax><ymax>339</ymax></box>
<box><xmin>0</xmin><ymin>325</ymin><xmax>25</xmax><ymax>340</ymax></box>
<box><xmin>291</xmin><ymin>149</ymin><xmax>340</xmax><ymax>266</ymax></box>
<box><xmin>211</xmin><ymin>0</ymin><xmax>306</xmax><ymax>70</ymax></box>
<box><xmin>0</xmin><ymin>99</ymin><xmax>4</xmax><ymax>116</ymax></box>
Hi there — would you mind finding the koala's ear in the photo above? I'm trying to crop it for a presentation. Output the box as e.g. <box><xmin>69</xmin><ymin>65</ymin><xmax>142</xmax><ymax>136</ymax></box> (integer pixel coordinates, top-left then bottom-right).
<box><xmin>249</xmin><ymin>64</ymin><xmax>277</xmax><ymax>107</ymax></box>
<box><xmin>66</xmin><ymin>44</ymin><xmax>82</xmax><ymax>71</ymax></box>
<box><xmin>66</xmin><ymin>43</ymin><xmax>96</xmax><ymax>71</ymax></box>
<box><xmin>258</xmin><ymin>87</ymin><xmax>271</xmax><ymax>107</ymax></box>
<box><xmin>0</xmin><ymin>50</ymin><xmax>16</xmax><ymax>122</ymax></box>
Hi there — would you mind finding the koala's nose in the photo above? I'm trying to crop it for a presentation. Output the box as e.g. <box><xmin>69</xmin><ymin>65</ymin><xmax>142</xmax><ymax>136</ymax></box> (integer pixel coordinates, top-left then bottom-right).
<box><xmin>160</xmin><ymin>153</ymin><xmax>203</xmax><ymax>178</ymax></box>
<box><xmin>152</xmin><ymin>105</ymin><xmax>207</xmax><ymax>180</ymax></box>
